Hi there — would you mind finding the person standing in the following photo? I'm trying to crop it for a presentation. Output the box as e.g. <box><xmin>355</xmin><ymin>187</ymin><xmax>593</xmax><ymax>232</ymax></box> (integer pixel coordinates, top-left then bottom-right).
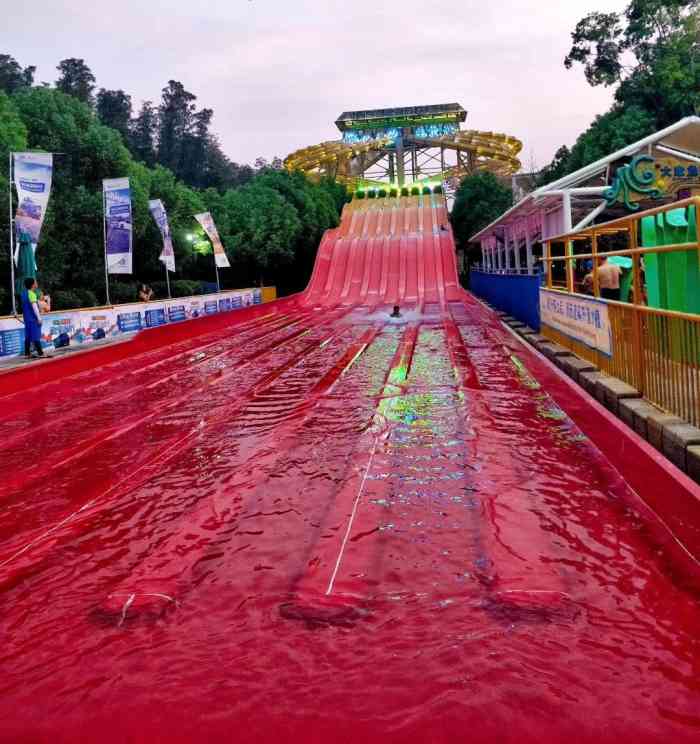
<box><xmin>20</xmin><ymin>277</ymin><xmax>44</xmax><ymax>359</ymax></box>
<box><xmin>597</xmin><ymin>257</ymin><xmax>623</xmax><ymax>301</ymax></box>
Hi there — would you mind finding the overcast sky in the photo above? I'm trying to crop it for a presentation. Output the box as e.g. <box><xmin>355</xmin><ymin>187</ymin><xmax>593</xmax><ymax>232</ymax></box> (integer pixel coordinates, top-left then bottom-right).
<box><xmin>2</xmin><ymin>0</ymin><xmax>628</xmax><ymax>170</ymax></box>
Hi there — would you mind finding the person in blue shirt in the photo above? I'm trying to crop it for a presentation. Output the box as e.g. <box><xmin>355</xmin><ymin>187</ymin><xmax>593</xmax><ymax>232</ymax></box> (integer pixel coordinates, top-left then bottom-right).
<box><xmin>20</xmin><ymin>277</ymin><xmax>44</xmax><ymax>359</ymax></box>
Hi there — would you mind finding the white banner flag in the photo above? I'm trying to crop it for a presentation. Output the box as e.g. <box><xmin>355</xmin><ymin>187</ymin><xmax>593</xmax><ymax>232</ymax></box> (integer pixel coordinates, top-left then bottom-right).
<box><xmin>149</xmin><ymin>199</ymin><xmax>175</xmax><ymax>273</ymax></box>
<box><xmin>194</xmin><ymin>212</ymin><xmax>230</xmax><ymax>268</ymax></box>
<box><xmin>103</xmin><ymin>177</ymin><xmax>133</xmax><ymax>274</ymax></box>
<box><xmin>13</xmin><ymin>152</ymin><xmax>53</xmax><ymax>262</ymax></box>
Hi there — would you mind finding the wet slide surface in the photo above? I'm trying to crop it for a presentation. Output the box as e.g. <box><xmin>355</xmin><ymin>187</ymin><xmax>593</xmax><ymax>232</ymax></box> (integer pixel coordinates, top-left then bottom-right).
<box><xmin>1</xmin><ymin>197</ymin><xmax>699</xmax><ymax>743</ymax></box>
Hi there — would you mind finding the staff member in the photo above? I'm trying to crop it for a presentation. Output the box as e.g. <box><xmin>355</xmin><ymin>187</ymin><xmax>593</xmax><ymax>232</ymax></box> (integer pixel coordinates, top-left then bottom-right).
<box><xmin>21</xmin><ymin>277</ymin><xmax>44</xmax><ymax>359</ymax></box>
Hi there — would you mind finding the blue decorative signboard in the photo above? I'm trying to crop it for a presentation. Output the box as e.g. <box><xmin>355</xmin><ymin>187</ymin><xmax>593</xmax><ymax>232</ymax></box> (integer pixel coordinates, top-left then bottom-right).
<box><xmin>254</xmin><ymin>289</ymin><xmax>262</xmax><ymax>305</ymax></box>
<box><xmin>117</xmin><ymin>311</ymin><xmax>142</xmax><ymax>333</ymax></box>
<box><xmin>232</xmin><ymin>295</ymin><xmax>242</xmax><ymax>308</ymax></box>
<box><xmin>218</xmin><ymin>298</ymin><xmax>232</xmax><ymax>312</ymax></box>
<box><xmin>0</xmin><ymin>328</ymin><xmax>24</xmax><ymax>356</ymax></box>
<box><xmin>168</xmin><ymin>305</ymin><xmax>186</xmax><ymax>322</ymax></box>
<box><xmin>145</xmin><ymin>308</ymin><xmax>166</xmax><ymax>327</ymax></box>
<box><xmin>204</xmin><ymin>301</ymin><xmax>218</xmax><ymax>315</ymax></box>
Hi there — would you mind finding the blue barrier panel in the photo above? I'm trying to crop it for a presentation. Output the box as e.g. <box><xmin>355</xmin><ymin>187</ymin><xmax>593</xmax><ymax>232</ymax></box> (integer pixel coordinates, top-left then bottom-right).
<box><xmin>470</xmin><ymin>271</ymin><xmax>542</xmax><ymax>331</ymax></box>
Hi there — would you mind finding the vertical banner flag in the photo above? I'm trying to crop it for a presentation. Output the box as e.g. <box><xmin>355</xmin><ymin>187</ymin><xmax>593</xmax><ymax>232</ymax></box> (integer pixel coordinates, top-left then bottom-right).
<box><xmin>13</xmin><ymin>152</ymin><xmax>53</xmax><ymax>260</ymax></box>
<box><xmin>103</xmin><ymin>177</ymin><xmax>133</xmax><ymax>274</ymax></box>
<box><xmin>194</xmin><ymin>212</ymin><xmax>230</xmax><ymax>268</ymax></box>
<box><xmin>149</xmin><ymin>199</ymin><xmax>175</xmax><ymax>272</ymax></box>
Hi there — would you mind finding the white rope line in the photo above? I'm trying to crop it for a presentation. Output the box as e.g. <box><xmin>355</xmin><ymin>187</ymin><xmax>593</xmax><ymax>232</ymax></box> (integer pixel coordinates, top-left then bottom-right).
<box><xmin>325</xmin><ymin>433</ymin><xmax>381</xmax><ymax>596</ymax></box>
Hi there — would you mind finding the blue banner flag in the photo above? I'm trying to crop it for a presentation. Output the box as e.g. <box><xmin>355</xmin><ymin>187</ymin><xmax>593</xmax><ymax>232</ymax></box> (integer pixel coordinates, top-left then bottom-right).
<box><xmin>103</xmin><ymin>177</ymin><xmax>133</xmax><ymax>274</ymax></box>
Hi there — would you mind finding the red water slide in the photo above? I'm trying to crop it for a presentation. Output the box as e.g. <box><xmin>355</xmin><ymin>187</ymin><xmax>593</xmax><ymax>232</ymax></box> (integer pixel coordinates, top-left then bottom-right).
<box><xmin>0</xmin><ymin>194</ymin><xmax>699</xmax><ymax>744</ymax></box>
<box><xmin>301</xmin><ymin>194</ymin><xmax>464</xmax><ymax>308</ymax></box>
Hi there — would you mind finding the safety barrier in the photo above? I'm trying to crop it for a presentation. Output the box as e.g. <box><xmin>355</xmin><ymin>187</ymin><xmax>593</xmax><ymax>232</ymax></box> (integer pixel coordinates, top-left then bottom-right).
<box><xmin>542</xmin><ymin>197</ymin><xmax>700</xmax><ymax>427</ymax></box>
<box><xmin>0</xmin><ymin>286</ymin><xmax>277</xmax><ymax>358</ymax></box>
<box><xmin>469</xmin><ymin>270</ymin><xmax>542</xmax><ymax>331</ymax></box>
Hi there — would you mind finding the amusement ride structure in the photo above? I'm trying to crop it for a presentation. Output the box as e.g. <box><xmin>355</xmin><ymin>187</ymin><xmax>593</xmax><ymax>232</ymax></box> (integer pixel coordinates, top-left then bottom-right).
<box><xmin>284</xmin><ymin>103</ymin><xmax>523</xmax><ymax>193</ymax></box>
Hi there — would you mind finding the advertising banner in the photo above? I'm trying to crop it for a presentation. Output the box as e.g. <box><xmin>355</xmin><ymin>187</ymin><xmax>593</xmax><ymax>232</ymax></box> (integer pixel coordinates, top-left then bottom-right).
<box><xmin>194</xmin><ymin>212</ymin><xmax>230</xmax><ymax>268</ymax></box>
<box><xmin>103</xmin><ymin>177</ymin><xmax>133</xmax><ymax>274</ymax></box>
<box><xmin>539</xmin><ymin>289</ymin><xmax>612</xmax><ymax>357</ymax></box>
<box><xmin>0</xmin><ymin>289</ymin><xmax>263</xmax><ymax>358</ymax></box>
<box><xmin>145</xmin><ymin>305</ymin><xmax>167</xmax><ymax>327</ymax></box>
<box><xmin>149</xmin><ymin>199</ymin><xmax>176</xmax><ymax>273</ymax></box>
<box><xmin>13</xmin><ymin>152</ymin><xmax>53</xmax><ymax>252</ymax></box>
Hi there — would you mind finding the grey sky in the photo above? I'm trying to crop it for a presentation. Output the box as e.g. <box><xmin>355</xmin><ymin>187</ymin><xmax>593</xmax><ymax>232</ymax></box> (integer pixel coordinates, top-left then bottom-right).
<box><xmin>2</xmin><ymin>0</ymin><xmax>628</xmax><ymax>170</ymax></box>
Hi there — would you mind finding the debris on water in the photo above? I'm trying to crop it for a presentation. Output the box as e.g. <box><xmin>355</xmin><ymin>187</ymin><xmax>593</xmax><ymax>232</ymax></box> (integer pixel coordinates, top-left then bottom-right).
<box><xmin>280</xmin><ymin>598</ymin><xmax>370</xmax><ymax>628</ymax></box>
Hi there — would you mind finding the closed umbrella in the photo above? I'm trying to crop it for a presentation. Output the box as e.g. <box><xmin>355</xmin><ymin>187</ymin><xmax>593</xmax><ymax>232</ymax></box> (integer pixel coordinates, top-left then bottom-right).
<box><xmin>15</xmin><ymin>230</ymin><xmax>37</xmax><ymax>297</ymax></box>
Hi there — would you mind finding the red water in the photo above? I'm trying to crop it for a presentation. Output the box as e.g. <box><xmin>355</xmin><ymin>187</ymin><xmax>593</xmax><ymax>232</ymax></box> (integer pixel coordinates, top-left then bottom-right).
<box><xmin>0</xmin><ymin>196</ymin><xmax>699</xmax><ymax>743</ymax></box>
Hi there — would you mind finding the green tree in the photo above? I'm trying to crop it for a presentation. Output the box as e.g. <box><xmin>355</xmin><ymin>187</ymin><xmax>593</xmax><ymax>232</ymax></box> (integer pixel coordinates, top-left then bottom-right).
<box><xmin>56</xmin><ymin>58</ymin><xmax>96</xmax><ymax>106</ymax></box>
<box><xmin>564</xmin><ymin>0</ymin><xmax>699</xmax><ymax>126</ymax></box>
<box><xmin>96</xmin><ymin>89</ymin><xmax>132</xmax><ymax>141</ymax></box>
<box><xmin>538</xmin><ymin>106</ymin><xmax>656</xmax><ymax>185</ymax></box>
<box><xmin>157</xmin><ymin>80</ymin><xmax>196</xmax><ymax>176</ymax></box>
<box><xmin>0</xmin><ymin>54</ymin><xmax>35</xmax><ymax>95</ymax></box>
<box><xmin>212</xmin><ymin>183</ymin><xmax>302</xmax><ymax>285</ymax></box>
<box><xmin>130</xmin><ymin>100</ymin><xmax>158</xmax><ymax>167</ymax></box>
<box><xmin>0</xmin><ymin>91</ymin><xmax>28</xmax><ymax>312</ymax></box>
<box><xmin>450</xmin><ymin>172</ymin><xmax>512</xmax><ymax>253</ymax></box>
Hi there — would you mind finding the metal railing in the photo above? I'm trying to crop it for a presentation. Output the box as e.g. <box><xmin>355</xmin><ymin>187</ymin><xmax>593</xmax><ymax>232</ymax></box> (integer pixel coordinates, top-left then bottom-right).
<box><xmin>542</xmin><ymin>197</ymin><xmax>700</xmax><ymax>426</ymax></box>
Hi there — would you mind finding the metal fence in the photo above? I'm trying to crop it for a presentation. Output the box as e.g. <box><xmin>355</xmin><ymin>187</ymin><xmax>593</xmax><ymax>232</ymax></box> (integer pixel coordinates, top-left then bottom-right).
<box><xmin>470</xmin><ymin>270</ymin><xmax>543</xmax><ymax>331</ymax></box>
<box><xmin>542</xmin><ymin>197</ymin><xmax>700</xmax><ymax>427</ymax></box>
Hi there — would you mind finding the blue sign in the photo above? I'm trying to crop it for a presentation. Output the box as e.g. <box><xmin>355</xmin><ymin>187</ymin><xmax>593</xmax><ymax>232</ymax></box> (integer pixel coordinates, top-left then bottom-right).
<box><xmin>168</xmin><ymin>305</ymin><xmax>186</xmax><ymax>322</ymax></box>
<box><xmin>117</xmin><ymin>311</ymin><xmax>142</xmax><ymax>332</ymax></box>
<box><xmin>253</xmin><ymin>289</ymin><xmax>262</xmax><ymax>305</ymax></box>
<box><xmin>0</xmin><ymin>328</ymin><xmax>24</xmax><ymax>356</ymax></box>
<box><xmin>145</xmin><ymin>308</ymin><xmax>166</xmax><ymax>327</ymax></box>
<box><xmin>204</xmin><ymin>301</ymin><xmax>218</xmax><ymax>315</ymax></box>
<box><xmin>218</xmin><ymin>298</ymin><xmax>232</xmax><ymax>312</ymax></box>
<box><xmin>232</xmin><ymin>295</ymin><xmax>242</xmax><ymax>309</ymax></box>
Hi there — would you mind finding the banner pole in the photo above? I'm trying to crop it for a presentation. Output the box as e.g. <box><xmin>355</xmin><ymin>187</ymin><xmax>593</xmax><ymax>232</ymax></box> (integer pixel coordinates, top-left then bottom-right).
<box><xmin>8</xmin><ymin>153</ymin><xmax>16</xmax><ymax>315</ymax></box>
<box><xmin>214</xmin><ymin>260</ymin><xmax>220</xmax><ymax>293</ymax></box>
<box><xmin>102</xmin><ymin>188</ymin><xmax>111</xmax><ymax>305</ymax></box>
<box><xmin>165</xmin><ymin>263</ymin><xmax>171</xmax><ymax>298</ymax></box>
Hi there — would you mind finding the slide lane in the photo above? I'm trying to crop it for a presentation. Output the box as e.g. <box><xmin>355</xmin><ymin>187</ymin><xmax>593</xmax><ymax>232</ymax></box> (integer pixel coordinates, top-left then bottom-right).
<box><xmin>96</xmin><ymin>322</ymin><xmax>383</xmax><ymax>617</ymax></box>
<box><xmin>0</xmin><ymin>305</ymin><xmax>355</xmax><ymax>569</ymax></box>
<box><xmin>0</xmin><ymin>307</ymin><xmax>320</xmax><ymax>464</ymax></box>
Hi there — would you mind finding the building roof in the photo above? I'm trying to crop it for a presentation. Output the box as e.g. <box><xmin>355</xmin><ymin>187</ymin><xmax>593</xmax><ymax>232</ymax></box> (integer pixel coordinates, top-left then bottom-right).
<box><xmin>470</xmin><ymin>116</ymin><xmax>700</xmax><ymax>243</ymax></box>
<box><xmin>335</xmin><ymin>103</ymin><xmax>467</xmax><ymax>132</ymax></box>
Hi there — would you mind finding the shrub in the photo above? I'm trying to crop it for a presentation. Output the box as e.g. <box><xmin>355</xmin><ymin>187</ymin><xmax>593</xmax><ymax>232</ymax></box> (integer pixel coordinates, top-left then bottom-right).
<box><xmin>52</xmin><ymin>289</ymin><xmax>85</xmax><ymax>310</ymax></box>
<box><xmin>355</xmin><ymin>190</ymin><xmax>366</xmax><ymax>199</ymax></box>
<box><xmin>422</xmin><ymin>186</ymin><xmax>431</xmax><ymax>195</ymax></box>
<box><xmin>173</xmin><ymin>280</ymin><xmax>202</xmax><ymax>298</ymax></box>
<box><xmin>401</xmin><ymin>186</ymin><xmax>409</xmax><ymax>196</ymax></box>
<box><xmin>389</xmin><ymin>187</ymin><xmax>398</xmax><ymax>197</ymax></box>
<box><xmin>367</xmin><ymin>189</ymin><xmax>377</xmax><ymax>199</ymax></box>
<box><xmin>433</xmin><ymin>184</ymin><xmax>443</xmax><ymax>194</ymax></box>
<box><xmin>411</xmin><ymin>186</ymin><xmax>420</xmax><ymax>196</ymax></box>
<box><xmin>109</xmin><ymin>281</ymin><xmax>138</xmax><ymax>305</ymax></box>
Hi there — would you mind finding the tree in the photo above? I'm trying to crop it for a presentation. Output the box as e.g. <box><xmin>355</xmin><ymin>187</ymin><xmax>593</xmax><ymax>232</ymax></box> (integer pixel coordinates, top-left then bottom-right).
<box><xmin>213</xmin><ymin>183</ymin><xmax>302</xmax><ymax>285</ymax></box>
<box><xmin>540</xmin><ymin>0</ymin><xmax>697</xmax><ymax>183</ymax></box>
<box><xmin>157</xmin><ymin>80</ymin><xmax>196</xmax><ymax>175</ymax></box>
<box><xmin>564</xmin><ymin>1</ymin><xmax>699</xmax><ymax>126</ymax></box>
<box><xmin>0</xmin><ymin>54</ymin><xmax>35</xmax><ymax>95</ymax></box>
<box><xmin>130</xmin><ymin>101</ymin><xmax>158</xmax><ymax>167</ymax></box>
<box><xmin>56</xmin><ymin>58</ymin><xmax>96</xmax><ymax>105</ymax></box>
<box><xmin>96</xmin><ymin>89</ymin><xmax>132</xmax><ymax>141</ymax></box>
<box><xmin>537</xmin><ymin>106</ymin><xmax>656</xmax><ymax>186</ymax></box>
<box><xmin>0</xmin><ymin>92</ymin><xmax>28</xmax><ymax>313</ymax></box>
<box><xmin>450</xmin><ymin>172</ymin><xmax>512</xmax><ymax>253</ymax></box>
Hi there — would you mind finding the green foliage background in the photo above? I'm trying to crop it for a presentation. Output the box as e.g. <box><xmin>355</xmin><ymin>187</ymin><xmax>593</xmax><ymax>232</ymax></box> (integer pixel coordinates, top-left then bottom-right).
<box><xmin>0</xmin><ymin>59</ymin><xmax>348</xmax><ymax>313</ymax></box>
